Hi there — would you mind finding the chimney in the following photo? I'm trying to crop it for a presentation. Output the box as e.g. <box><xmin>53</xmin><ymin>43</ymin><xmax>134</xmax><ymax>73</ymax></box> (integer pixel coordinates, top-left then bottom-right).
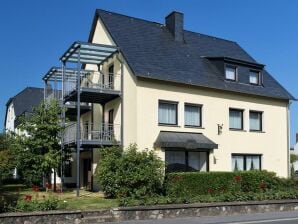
<box><xmin>296</xmin><ymin>133</ymin><xmax>298</xmax><ymax>143</ymax></box>
<box><xmin>165</xmin><ymin>11</ymin><xmax>184</xmax><ymax>42</ymax></box>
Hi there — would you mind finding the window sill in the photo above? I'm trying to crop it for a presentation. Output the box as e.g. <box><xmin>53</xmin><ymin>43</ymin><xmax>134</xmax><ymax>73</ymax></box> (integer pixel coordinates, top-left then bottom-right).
<box><xmin>158</xmin><ymin>124</ymin><xmax>180</xmax><ymax>128</ymax></box>
<box><xmin>229</xmin><ymin>128</ymin><xmax>246</xmax><ymax>132</ymax></box>
<box><xmin>184</xmin><ymin>125</ymin><xmax>205</xmax><ymax>129</ymax></box>
<box><xmin>249</xmin><ymin>130</ymin><xmax>265</xmax><ymax>133</ymax></box>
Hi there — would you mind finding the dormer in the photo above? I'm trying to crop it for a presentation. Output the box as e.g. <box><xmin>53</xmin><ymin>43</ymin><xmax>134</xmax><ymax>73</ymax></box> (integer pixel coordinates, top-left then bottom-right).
<box><xmin>207</xmin><ymin>57</ymin><xmax>265</xmax><ymax>86</ymax></box>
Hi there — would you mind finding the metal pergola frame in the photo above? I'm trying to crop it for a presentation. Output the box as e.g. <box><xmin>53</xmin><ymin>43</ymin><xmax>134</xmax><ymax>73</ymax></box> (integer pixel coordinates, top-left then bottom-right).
<box><xmin>58</xmin><ymin>41</ymin><xmax>120</xmax><ymax>197</ymax></box>
<box><xmin>43</xmin><ymin>67</ymin><xmax>94</xmax><ymax>101</ymax></box>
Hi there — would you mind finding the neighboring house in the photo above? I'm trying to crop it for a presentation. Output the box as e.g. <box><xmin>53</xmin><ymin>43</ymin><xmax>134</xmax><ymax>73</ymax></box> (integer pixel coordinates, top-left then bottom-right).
<box><xmin>290</xmin><ymin>134</ymin><xmax>298</xmax><ymax>172</ymax></box>
<box><xmin>43</xmin><ymin>9</ymin><xmax>294</xmax><ymax>191</ymax></box>
<box><xmin>4</xmin><ymin>87</ymin><xmax>44</xmax><ymax>134</ymax></box>
<box><xmin>4</xmin><ymin>87</ymin><xmax>44</xmax><ymax>178</ymax></box>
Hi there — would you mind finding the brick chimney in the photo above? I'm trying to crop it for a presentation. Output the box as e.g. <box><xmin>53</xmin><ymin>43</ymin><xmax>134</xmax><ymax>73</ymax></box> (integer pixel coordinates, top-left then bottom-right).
<box><xmin>165</xmin><ymin>11</ymin><xmax>184</xmax><ymax>42</ymax></box>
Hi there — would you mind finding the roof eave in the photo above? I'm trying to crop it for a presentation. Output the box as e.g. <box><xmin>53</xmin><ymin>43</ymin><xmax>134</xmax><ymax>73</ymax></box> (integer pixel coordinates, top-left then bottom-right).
<box><xmin>206</xmin><ymin>56</ymin><xmax>265</xmax><ymax>69</ymax></box>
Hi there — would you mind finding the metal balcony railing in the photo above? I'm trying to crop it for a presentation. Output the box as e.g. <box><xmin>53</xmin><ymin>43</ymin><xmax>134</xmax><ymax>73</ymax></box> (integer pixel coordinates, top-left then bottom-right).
<box><xmin>45</xmin><ymin>89</ymin><xmax>62</xmax><ymax>102</ymax></box>
<box><xmin>63</xmin><ymin>122</ymin><xmax>121</xmax><ymax>145</ymax></box>
<box><xmin>64</xmin><ymin>71</ymin><xmax>121</xmax><ymax>97</ymax></box>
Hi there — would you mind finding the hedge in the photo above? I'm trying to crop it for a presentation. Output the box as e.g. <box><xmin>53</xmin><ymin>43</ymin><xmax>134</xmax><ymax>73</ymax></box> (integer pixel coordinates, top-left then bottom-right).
<box><xmin>164</xmin><ymin>170</ymin><xmax>287</xmax><ymax>198</ymax></box>
<box><xmin>119</xmin><ymin>190</ymin><xmax>298</xmax><ymax>207</ymax></box>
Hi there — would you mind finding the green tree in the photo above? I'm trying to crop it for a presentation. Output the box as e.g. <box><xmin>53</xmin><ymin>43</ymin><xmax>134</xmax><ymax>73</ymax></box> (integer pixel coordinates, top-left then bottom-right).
<box><xmin>290</xmin><ymin>154</ymin><xmax>298</xmax><ymax>178</ymax></box>
<box><xmin>16</xmin><ymin>99</ymin><xmax>62</xmax><ymax>188</ymax></box>
<box><xmin>0</xmin><ymin>133</ymin><xmax>16</xmax><ymax>183</ymax></box>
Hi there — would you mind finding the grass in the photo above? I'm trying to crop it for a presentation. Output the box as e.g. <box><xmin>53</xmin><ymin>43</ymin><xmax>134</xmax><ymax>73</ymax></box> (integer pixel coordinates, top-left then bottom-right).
<box><xmin>0</xmin><ymin>184</ymin><xmax>119</xmax><ymax>211</ymax></box>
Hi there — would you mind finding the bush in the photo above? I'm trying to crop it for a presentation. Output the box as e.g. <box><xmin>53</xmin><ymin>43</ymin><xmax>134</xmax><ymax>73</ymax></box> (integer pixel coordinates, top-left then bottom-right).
<box><xmin>119</xmin><ymin>190</ymin><xmax>298</xmax><ymax>207</ymax></box>
<box><xmin>165</xmin><ymin>170</ymin><xmax>283</xmax><ymax>198</ymax></box>
<box><xmin>95</xmin><ymin>144</ymin><xmax>164</xmax><ymax>199</ymax></box>
<box><xmin>11</xmin><ymin>196</ymin><xmax>60</xmax><ymax>212</ymax></box>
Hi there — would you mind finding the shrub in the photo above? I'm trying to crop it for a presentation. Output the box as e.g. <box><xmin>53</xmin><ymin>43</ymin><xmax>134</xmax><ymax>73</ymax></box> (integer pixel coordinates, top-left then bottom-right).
<box><xmin>95</xmin><ymin>144</ymin><xmax>164</xmax><ymax>199</ymax></box>
<box><xmin>119</xmin><ymin>190</ymin><xmax>298</xmax><ymax>207</ymax></box>
<box><xmin>95</xmin><ymin>145</ymin><xmax>123</xmax><ymax>198</ymax></box>
<box><xmin>165</xmin><ymin>170</ymin><xmax>283</xmax><ymax>198</ymax></box>
<box><xmin>11</xmin><ymin>196</ymin><xmax>60</xmax><ymax>212</ymax></box>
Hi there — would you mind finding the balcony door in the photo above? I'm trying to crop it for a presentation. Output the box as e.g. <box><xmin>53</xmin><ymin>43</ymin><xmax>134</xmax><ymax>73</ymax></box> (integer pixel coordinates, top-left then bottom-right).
<box><xmin>108</xmin><ymin>64</ymin><xmax>114</xmax><ymax>89</ymax></box>
<box><xmin>108</xmin><ymin>109</ymin><xmax>114</xmax><ymax>140</ymax></box>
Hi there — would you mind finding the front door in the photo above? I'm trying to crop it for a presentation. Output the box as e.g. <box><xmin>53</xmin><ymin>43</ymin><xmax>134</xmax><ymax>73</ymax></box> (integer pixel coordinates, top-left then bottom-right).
<box><xmin>83</xmin><ymin>158</ymin><xmax>91</xmax><ymax>189</ymax></box>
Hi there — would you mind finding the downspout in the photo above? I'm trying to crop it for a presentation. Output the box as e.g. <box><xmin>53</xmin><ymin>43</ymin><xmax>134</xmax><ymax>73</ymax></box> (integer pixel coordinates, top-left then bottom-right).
<box><xmin>287</xmin><ymin>101</ymin><xmax>292</xmax><ymax>178</ymax></box>
<box><xmin>116</xmin><ymin>53</ymin><xmax>124</xmax><ymax>148</ymax></box>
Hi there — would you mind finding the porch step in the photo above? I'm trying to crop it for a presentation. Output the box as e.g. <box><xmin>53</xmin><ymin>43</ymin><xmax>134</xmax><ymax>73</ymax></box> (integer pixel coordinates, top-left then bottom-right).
<box><xmin>82</xmin><ymin>215</ymin><xmax>114</xmax><ymax>223</ymax></box>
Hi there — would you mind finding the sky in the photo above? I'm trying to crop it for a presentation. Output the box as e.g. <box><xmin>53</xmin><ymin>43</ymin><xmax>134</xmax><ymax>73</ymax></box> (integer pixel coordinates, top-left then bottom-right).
<box><xmin>0</xmin><ymin>0</ymin><xmax>297</xmax><ymax>145</ymax></box>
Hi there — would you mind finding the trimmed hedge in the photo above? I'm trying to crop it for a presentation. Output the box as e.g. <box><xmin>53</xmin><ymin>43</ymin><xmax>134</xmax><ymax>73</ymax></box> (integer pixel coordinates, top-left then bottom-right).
<box><xmin>164</xmin><ymin>170</ymin><xmax>285</xmax><ymax>198</ymax></box>
<box><xmin>119</xmin><ymin>190</ymin><xmax>298</xmax><ymax>207</ymax></box>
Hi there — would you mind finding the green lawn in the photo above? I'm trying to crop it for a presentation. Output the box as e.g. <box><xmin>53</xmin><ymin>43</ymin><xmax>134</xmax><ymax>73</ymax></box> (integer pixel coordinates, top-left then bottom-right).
<box><xmin>1</xmin><ymin>184</ymin><xmax>119</xmax><ymax>210</ymax></box>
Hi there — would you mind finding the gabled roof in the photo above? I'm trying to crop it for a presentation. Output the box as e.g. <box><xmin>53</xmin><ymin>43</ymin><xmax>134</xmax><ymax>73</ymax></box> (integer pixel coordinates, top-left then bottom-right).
<box><xmin>4</xmin><ymin>87</ymin><xmax>44</xmax><ymax>127</ymax></box>
<box><xmin>90</xmin><ymin>9</ymin><xmax>294</xmax><ymax>100</ymax></box>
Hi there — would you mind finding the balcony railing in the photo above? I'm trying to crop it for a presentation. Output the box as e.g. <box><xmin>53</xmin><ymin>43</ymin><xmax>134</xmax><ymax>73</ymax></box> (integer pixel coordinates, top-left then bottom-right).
<box><xmin>63</xmin><ymin>122</ymin><xmax>121</xmax><ymax>146</ymax></box>
<box><xmin>64</xmin><ymin>71</ymin><xmax>121</xmax><ymax>97</ymax></box>
<box><xmin>45</xmin><ymin>89</ymin><xmax>62</xmax><ymax>102</ymax></box>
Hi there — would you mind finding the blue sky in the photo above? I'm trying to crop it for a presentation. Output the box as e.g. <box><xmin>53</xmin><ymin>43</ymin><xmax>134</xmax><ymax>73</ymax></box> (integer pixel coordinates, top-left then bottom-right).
<box><xmin>0</xmin><ymin>0</ymin><xmax>297</xmax><ymax>145</ymax></box>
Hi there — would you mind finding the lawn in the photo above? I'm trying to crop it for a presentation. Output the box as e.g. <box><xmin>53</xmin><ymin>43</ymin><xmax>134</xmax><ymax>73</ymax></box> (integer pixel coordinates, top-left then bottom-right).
<box><xmin>0</xmin><ymin>184</ymin><xmax>119</xmax><ymax>211</ymax></box>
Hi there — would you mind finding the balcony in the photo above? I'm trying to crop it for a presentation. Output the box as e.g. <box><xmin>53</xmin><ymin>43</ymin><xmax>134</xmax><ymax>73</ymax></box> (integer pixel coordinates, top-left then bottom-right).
<box><xmin>63</xmin><ymin>122</ymin><xmax>121</xmax><ymax>148</ymax></box>
<box><xmin>64</xmin><ymin>102</ymin><xmax>92</xmax><ymax>120</ymax></box>
<box><xmin>44</xmin><ymin>86</ymin><xmax>91</xmax><ymax>119</ymax></box>
<box><xmin>64</xmin><ymin>71</ymin><xmax>121</xmax><ymax>104</ymax></box>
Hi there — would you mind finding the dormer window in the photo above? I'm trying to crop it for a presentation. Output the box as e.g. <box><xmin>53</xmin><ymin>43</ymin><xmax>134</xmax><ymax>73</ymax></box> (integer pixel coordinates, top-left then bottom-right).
<box><xmin>225</xmin><ymin>65</ymin><xmax>237</xmax><ymax>81</ymax></box>
<box><xmin>249</xmin><ymin>70</ymin><xmax>260</xmax><ymax>85</ymax></box>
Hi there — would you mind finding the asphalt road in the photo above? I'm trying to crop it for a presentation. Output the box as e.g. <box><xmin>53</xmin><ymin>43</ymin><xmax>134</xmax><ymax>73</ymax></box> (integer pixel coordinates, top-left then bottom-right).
<box><xmin>107</xmin><ymin>210</ymin><xmax>298</xmax><ymax>224</ymax></box>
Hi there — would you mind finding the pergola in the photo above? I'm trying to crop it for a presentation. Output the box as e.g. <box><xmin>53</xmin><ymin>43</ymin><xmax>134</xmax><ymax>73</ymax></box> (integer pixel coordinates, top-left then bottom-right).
<box><xmin>58</xmin><ymin>41</ymin><xmax>120</xmax><ymax>197</ymax></box>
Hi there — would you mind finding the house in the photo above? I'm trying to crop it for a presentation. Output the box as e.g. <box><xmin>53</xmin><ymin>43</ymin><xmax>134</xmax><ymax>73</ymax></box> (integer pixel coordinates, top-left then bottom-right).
<box><xmin>4</xmin><ymin>87</ymin><xmax>44</xmax><ymax>178</ymax></box>
<box><xmin>43</xmin><ymin>9</ymin><xmax>294</xmax><ymax>191</ymax></box>
<box><xmin>4</xmin><ymin>87</ymin><xmax>44</xmax><ymax>134</ymax></box>
<box><xmin>290</xmin><ymin>134</ymin><xmax>298</xmax><ymax>173</ymax></box>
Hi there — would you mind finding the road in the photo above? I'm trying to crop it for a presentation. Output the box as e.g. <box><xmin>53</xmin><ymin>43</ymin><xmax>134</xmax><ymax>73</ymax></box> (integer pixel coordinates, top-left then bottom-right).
<box><xmin>107</xmin><ymin>210</ymin><xmax>298</xmax><ymax>224</ymax></box>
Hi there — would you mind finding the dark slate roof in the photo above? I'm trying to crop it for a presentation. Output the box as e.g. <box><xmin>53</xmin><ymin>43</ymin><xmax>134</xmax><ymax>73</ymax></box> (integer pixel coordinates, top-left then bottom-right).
<box><xmin>92</xmin><ymin>9</ymin><xmax>294</xmax><ymax>100</ymax></box>
<box><xmin>154</xmin><ymin>131</ymin><xmax>218</xmax><ymax>149</ymax></box>
<box><xmin>4</xmin><ymin>87</ymin><xmax>44</xmax><ymax>127</ymax></box>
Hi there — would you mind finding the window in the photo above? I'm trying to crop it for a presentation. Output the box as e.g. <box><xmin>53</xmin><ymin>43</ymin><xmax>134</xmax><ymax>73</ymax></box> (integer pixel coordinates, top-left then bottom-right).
<box><xmin>250</xmin><ymin>111</ymin><xmax>263</xmax><ymax>131</ymax></box>
<box><xmin>165</xmin><ymin>150</ymin><xmax>208</xmax><ymax>172</ymax></box>
<box><xmin>249</xmin><ymin>70</ymin><xmax>260</xmax><ymax>85</ymax></box>
<box><xmin>229</xmin><ymin>109</ymin><xmax>243</xmax><ymax>130</ymax></box>
<box><xmin>225</xmin><ymin>65</ymin><xmax>237</xmax><ymax>81</ymax></box>
<box><xmin>184</xmin><ymin>104</ymin><xmax>202</xmax><ymax>127</ymax></box>
<box><xmin>232</xmin><ymin>154</ymin><xmax>261</xmax><ymax>171</ymax></box>
<box><xmin>158</xmin><ymin>101</ymin><xmax>178</xmax><ymax>125</ymax></box>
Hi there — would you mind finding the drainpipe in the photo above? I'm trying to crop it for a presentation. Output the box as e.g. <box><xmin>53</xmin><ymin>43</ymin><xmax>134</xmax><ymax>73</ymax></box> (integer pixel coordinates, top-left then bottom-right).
<box><xmin>287</xmin><ymin>101</ymin><xmax>292</xmax><ymax>178</ymax></box>
<box><xmin>116</xmin><ymin>53</ymin><xmax>124</xmax><ymax>148</ymax></box>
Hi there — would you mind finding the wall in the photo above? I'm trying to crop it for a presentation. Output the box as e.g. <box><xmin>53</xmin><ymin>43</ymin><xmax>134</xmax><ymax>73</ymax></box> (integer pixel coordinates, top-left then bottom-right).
<box><xmin>5</xmin><ymin>103</ymin><xmax>15</xmax><ymax>132</ymax></box>
<box><xmin>2</xmin><ymin>200</ymin><xmax>298</xmax><ymax>223</ymax></box>
<box><xmin>136</xmin><ymin>78</ymin><xmax>289</xmax><ymax>177</ymax></box>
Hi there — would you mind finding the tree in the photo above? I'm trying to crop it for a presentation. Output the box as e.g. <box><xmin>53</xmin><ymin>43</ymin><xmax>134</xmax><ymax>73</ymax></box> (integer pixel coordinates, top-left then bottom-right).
<box><xmin>290</xmin><ymin>154</ymin><xmax>298</xmax><ymax>178</ymax></box>
<box><xmin>16</xmin><ymin>99</ymin><xmax>62</xmax><ymax>188</ymax></box>
<box><xmin>0</xmin><ymin>133</ymin><xmax>16</xmax><ymax>183</ymax></box>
